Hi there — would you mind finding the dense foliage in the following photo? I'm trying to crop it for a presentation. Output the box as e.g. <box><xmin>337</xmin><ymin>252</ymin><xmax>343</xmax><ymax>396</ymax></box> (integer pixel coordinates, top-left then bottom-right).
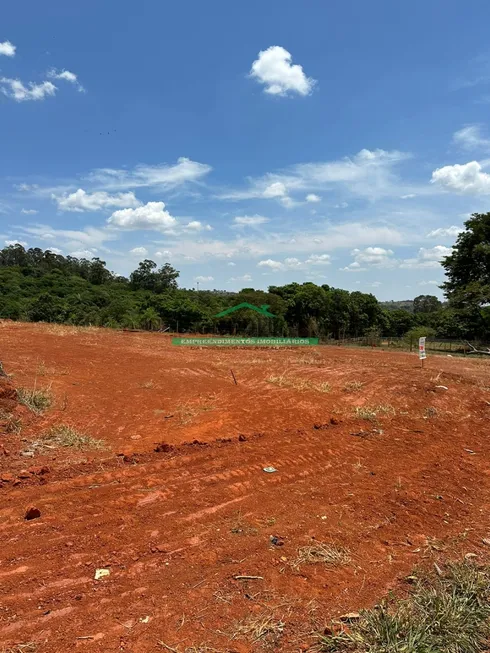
<box><xmin>0</xmin><ymin>238</ymin><xmax>487</xmax><ymax>340</ymax></box>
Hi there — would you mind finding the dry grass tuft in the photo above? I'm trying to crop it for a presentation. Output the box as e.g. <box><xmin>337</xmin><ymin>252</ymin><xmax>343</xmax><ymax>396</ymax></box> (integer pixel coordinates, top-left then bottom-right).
<box><xmin>40</xmin><ymin>424</ymin><xmax>106</xmax><ymax>450</ymax></box>
<box><xmin>424</xmin><ymin>406</ymin><xmax>438</xmax><ymax>419</ymax></box>
<box><xmin>232</xmin><ymin>613</ymin><xmax>285</xmax><ymax>644</ymax></box>
<box><xmin>354</xmin><ymin>404</ymin><xmax>395</xmax><ymax>421</ymax></box>
<box><xmin>320</xmin><ymin>561</ymin><xmax>490</xmax><ymax>652</ymax></box>
<box><xmin>343</xmin><ymin>381</ymin><xmax>364</xmax><ymax>393</ymax></box>
<box><xmin>17</xmin><ymin>387</ymin><xmax>52</xmax><ymax>413</ymax></box>
<box><xmin>268</xmin><ymin>373</ymin><xmax>331</xmax><ymax>393</ymax></box>
<box><xmin>2</xmin><ymin>644</ymin><xmax>37</xmax><ymax>653</ymax></box>
<box><xmin>292</xmin><ymin>542</ymin><xmax>351</xmax><ymax>569</ymax></box>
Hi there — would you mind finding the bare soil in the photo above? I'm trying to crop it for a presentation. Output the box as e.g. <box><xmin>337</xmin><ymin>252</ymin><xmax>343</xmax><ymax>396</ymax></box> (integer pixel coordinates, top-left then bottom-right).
<box><xmin>1</xmin><ymin>321</ymin><xmax>490</xmax><ymax>652</ymax></box>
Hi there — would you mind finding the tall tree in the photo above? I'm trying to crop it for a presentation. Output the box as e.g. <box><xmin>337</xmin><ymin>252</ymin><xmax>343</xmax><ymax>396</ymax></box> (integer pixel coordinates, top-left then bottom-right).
<box><xmin>413</xmin><ymin>294</ymin><xmax>442</xmax><ymax>314</ymax></box>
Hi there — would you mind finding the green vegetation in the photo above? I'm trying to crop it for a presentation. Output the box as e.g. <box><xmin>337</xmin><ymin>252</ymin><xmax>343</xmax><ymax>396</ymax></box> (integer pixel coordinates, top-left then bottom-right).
<box><xmin>320</xmin><ymin>561</ymin><xmax>490</xmax><ymax>652</ymax></box>
<box><xmin>1</xmin><ymin>218</ymin><xmax>489</xmax><ymax>340</ymax></box>
<box><xmin>17</xmin><ymin>387</ymin><xmax>52</xmax><ymax>413</ymax></box>
<box><xmin>41</xmin><ymin>424</ymin><xmax>106</xmax><ymax>450</ymax></box>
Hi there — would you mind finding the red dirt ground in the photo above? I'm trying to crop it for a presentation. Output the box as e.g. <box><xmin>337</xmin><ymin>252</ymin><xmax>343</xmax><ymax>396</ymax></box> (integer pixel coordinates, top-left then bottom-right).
<box><xmin>1</xmin><ymin>321</ymin><xmax>490</xmax><ymax>652</ymax></box>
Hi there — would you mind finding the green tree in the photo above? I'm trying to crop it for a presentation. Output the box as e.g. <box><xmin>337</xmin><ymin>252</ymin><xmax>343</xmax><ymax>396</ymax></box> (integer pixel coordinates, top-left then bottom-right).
<box><xmin>413</xmin><ymin>294</ymin><xmax>442</xmax><ymax>314</ymax></box>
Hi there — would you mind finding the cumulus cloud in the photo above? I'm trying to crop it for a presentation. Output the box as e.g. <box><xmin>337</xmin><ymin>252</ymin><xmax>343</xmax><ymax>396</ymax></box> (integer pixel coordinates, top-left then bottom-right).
<box><xmin>129</xmin><ymin>246</ymin><xmax>148</xmax><ymax>256</ymax></box>
<box><xmin>400</xmin><ymin>245</ymin><xmax>451</xmax><ymax>269</ymax></box>
<box><xmin>305</xmin><ymin>254</ymin><xmax>331</xmax><ymax>265</ymax></box>
<box><xmin>0</xmin><ymin>78</ymin><xmax>56</xmax><ymax>102</ymax></box>
<box><xmin>53</xmin><ymin>189</ymin><xmax>141</xmax><ymax>212</ymax></box>
<box><xmin>233</xmin><ymin>215</ymin><xmax>269</xmax><ymax>227</ymax></box>
<box><xmin>262</xmin><ymin>182</ymin><xmax>287</xmax><ymax>198</ymax></box>
<box><xmin>21</xmin><ymin>208</ymin><xmax>38</xmax><ymax>215</ymax></box>
<box><xmin>335</xmin><ymin>201</ymin><xmax>349</xmax><ymax>208</ymax></box>
<box><xmin>47</xmin><ymin>68</ymin><xmax>84</xmax><ymax>92</ymax></box>
<box><xmin>453</xmin><ymin>124</ymin><xmax>490</xmax><ymax>151</ymax></box>
<box><xmin>400</xmin><ymin>194</ymin><xmax>415</xmax><ymax>199</ymax></box>
<box><xmin>155</xmin><ymin>250</ymin><xmax>172</xmax><ymax>259</ymax></box>
<box><xmin>419</xmin><ymin>280</ymin><xmax>439</xmax><ymax>286</ymax></box>
<box><xmin>418</xmin><ymin>245</ymin><xmax>452</xmax><ymax>260</ymax></box>
<box><xmin>306</xmin><ymin>193</ymin><xmax>321</xmax><ymax>203</ymax></box>
<box><xmin>183</xmin><ymin>220</ymin><xmax>212</xmax><ymax>231</ymax></box>
<box><xmin>107</xmin><ymin>201</ymin><xmax>177</xmax><ymax>231</ymax></box>
<box><xmin>250</xmin><ymin>46</ymin><xmax>316</xmax><ymax>97</ymax></box>
<box><xmin>229</xmin><ymin>274</ymin><xmax>253</xmax><ymax>283</ymax></box>
<box><xmin>70</xmin><ymin>249</ymin><xmax>97</xmax><ymax>259</ymax></box>
<box><xmin>431</xmin><ymin>161</ymin><xmax>490</xmax><ymax>194</ymax></box>
<box><xmin>0</xmin><ymin>41</ymin><xmax>16</xmax><ymax>57</ymax></box>
<box><xmin>426</xmin><ymin>225</ymin><xmax>462</xmax><ymax>238</ymax></box>
<box><xmin>5</xmin><ymin>240</ymin><xmax>27</xmax><ymax>247</ymax></box>
<box><xmin>257</xmin><ymin>259</ymin><xmax>286</xmax><ymax>271</ymax></box>
<box><xmin>195</xmin><ymin>275</ymin><xmax>214</xmax><ymax>283</ymax></box>
<box><xmin>87</xmin><ymin>157</ymin><xmax>212</xmax><ymax>191</ymax></box>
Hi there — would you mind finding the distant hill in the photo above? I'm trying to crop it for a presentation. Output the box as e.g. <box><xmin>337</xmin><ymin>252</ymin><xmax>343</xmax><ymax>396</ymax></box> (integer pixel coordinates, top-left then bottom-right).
<box><xmin>380</xmin><ymin>300</ymin><xmax>414</xmax><ymax>313</ymax></box>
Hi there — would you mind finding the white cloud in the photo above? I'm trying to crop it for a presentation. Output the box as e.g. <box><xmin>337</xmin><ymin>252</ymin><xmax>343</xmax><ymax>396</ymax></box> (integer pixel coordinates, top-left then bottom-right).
<box><xmin>21</xmin><ymin>208</ymin><xmax>38</xmax><ymax>215</ymax></box>
<box><xmin>130</xmin><ymin>246</ymin><xmax>148</xmax><ymax>256</ymax></box>
<box><xmin>183</xmin><ymin>220</ymin><xmax>212</xmax><ymax>231</ymax></box>
<box><xmin>418</xmin><ymin>245</ymin><xmax>452</xmax><ymax>260</ymax></box>
<box><xmin>352</xmin><ymin>247</ymin><xmax>394</xmax><ymax>265</ymax></box>
<box><xmin>155</xmin><ymin>250</ymin><xmax>172</xmax><ymax>259</ymax></box>
<box><xmin>400</xmin><ymin>194</ymin><xmax>416</xmax><ymax>199</ymax></box>
<box><xmin>431</xmin><ymin>160</ymin><xmax>490</xmax><ymax>194</ymax></box>
<box><xmin>70</xmin><ymin>249</ymin><xmax>96</xmax><ymax>258</ymax></box>
<box><xmin>426</xmin><ymin>225</ymin><xmax>462</xmax><ymax>238</ymax></box>
<box><xmin>233</xmin><ymin>215</ymin><xmax>269</xmax><ymax>227</ymax></box>
<box><xmin>419</xmin><ymin>280</ymin><xmax>439</xmax><ymax>286</ymax></box>
<box><xmin>47</xmin><ymin>247</ymin><xmax>63</xmax><ymax>254</ymax></box>
<box><xmin>305</xmin><ymin>193</ymin><xmax>321</xmax><ymax>203</ymax></box>
<box><xmin>229</xmin><ymin>274</ymin><xmax>253</xmax><ymax>283</ymax></box>
<box><xmin>47</xmin><ymin>68</ymin><xmax>84</xmax><ymax>92</ymax></box>
<box><xmin>5</xmin><ymin>240</ymin><xmax>27</xmax><ymax>247</ymax></box>
<box><xmin>228</xmin><ymin>261</ymin><xmax>236</xmax><ymax>266</ymax></box>
<box><xmin>53</xmin><ymin>189</ymin><xmax>141</xmax><ymax>212</ymax></box>
<box><xmin>0</xmin><ymin>78</ymin><xmax>56</xmax><ymax>102</ymax></box>
<box><xmin>0</xmin><ymin>41</ymin><xmax>16</xmax><ymax>57</ymax></box>
<box><xmin>305</xmin><ymin>254</ymin><xmax>331</xmax><ymax>265</ymax></box>
<box><xmin>107</xmin><ymin>201</ymin><xmax>177</xmax><ymax>231</ymax></box>
<box><xmin>340</xmin><ymin>261</ymin><xmax>366</xmax><ymax>272</ymax></box>
<box><xmin>18</xmin><ymin>224</ymin><xmax>117</xmax><ymax>252</ymax></box>
<box><xmin>400</xmin><ymin>245</ymin><xmax>451</xmax><ymax>269</ymax></box>
<box><xmin>335</xmin><ymin>201</ymin><xmax>349</xmax><ymax>208</ymax></box>
<box><xmin>195</xmin><ymin>275</ymin><xmax>214</xmax><ymax>283</ymax></box>
<box><xmin>220</xmin><ymin>148</ymin><xmax>410</xmax><ymax>203</ymax></box>
<box><xmin>257</xmin><ymin>259</ymin><xmax>285</xmax><ymax>271</ymax></box>
<box><xmin>87</xmin><ymin>157</ymin><xmax>212</xmax><ymax>191</ymax></box>
<box><xmin>453</xmin><ymin>124</ymin><xmax>490</xmax><ymax>151</ymax></box>
<box><xmin>250</xmin><ymin>45</ymin><xmax>316</xmax><ymax>97</ymax></box>
<box><xmin>263</xmin><ymin>182</ymin><xmax>287</xmax><ymax>198</ymax></box>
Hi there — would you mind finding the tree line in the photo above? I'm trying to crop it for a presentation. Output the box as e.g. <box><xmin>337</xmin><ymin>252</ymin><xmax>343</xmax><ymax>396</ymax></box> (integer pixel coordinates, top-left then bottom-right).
<box><xmin>1</xmin><ymin>212</ymin><xmax>489</xmax><ymax>341</ymax></box>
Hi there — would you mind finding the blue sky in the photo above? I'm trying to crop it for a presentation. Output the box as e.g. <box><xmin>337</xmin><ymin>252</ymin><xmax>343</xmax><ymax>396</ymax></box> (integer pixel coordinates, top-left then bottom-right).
<box><xmin>2</xmin><ymin>1</ymin><xmax>490</xmax><ymax>299</ymax></box>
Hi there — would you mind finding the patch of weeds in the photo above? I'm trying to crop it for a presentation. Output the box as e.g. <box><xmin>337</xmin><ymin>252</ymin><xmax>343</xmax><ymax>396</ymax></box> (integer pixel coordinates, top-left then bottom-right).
<box><xmin>5</xmin><ymin>416</ymin><xmax>22</xmax><ymax>434</ymax></box>
<box><xmin>343</xmin><ymin>381</ymin><xmax>364</xmax><ymax>393</ymax></box>
<box><xmin>229</xmin><ymin>510</ymin><xmax>258</xmax><ymax>536</ymax></box>
<box><xmin>140</xmin><ymin>380</ymin><xmax>155</xmax><ymax>389</ymax></box>
<box><xmin>40</xmin><ymin>424</ymin><xmax>106</xmax><ymax>450</ymax></box>
<box><xmin>232</xmin><ymin>612</ymin><xmax>285</xmax><ymax>645</ymax></box>
<box><xmin>184</xmin><ymin>646</ymin><xmax>227</xmax><ymax>653</ymax></box>
<box><xmin>267</xmin><ymin>374</ymin><xmax>331</xmax><ymax>393</ymax></box>
<box><xmin>2</xmin><ymin>645</ymin><xmax>37</xmax><ymax>653</ymax></box>
<box><xmin>292</xmin><ymin>542</ymin><xmax>351</xmax><ymax>569</ymax></box>
<box><xmin>175</xmin><ymin>401</ymin><xmax>214</xmax><ymax>424</ymax></box>
<box><xmin>319</xmin><ymin>561</ymin><xmax>490</xmax><ymax>652</ymax></box>
<box><xmin>354</xmin><ymin>405</ymin><xmax>395</xmax><ymax>421</ymax></box>
<box><xmin>424</xmin><ymin>406</ymin><xmax>438</xmax><ymax>419</ymax></box>
<box><xmin>17</xmin><ymin>387</ymin><xmax>52</xmax><ymax>413</ymax></box>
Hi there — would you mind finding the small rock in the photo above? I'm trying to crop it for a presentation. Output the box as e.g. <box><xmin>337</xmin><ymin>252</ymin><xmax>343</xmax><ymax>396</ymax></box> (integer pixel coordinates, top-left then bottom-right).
<box><xmin>482</xmin><ymin>538</ymin><xmax>490</xmax><ymax>546</ymax></box>
<box><xmin>24</xmin><ymin>507</ymin><xmax>41</xmax><ymax>520</ymax></box>
<box><xmin>154</xmin><ymin>442</ymin><xmax>173</xmax><ymax>453</ymax></box>
<box><xmin>270</xmin><ymin>535</ymin><xmax>285</xmax><ymax>546</ymax></box>
<box><xmin>21</xmin><ymin>451</ymin><xmax>35</xmax><ymax>458</ymax></box>
<box><xmin>94</xmin><ymin>568</ymin><xmax>110</xmax><ymax>580</ymax></box>
<box><xmin>1</xmin><ymin>473</ymin><xmax>15</xmax><ymax>483</ymax></box>
<box><xmin>238</xmin><ymin>434</ymin><xmax>247</xmax><ymax>442</ymax></box>
<box><xmin>28</xmin><ymin>466</ymin><xmax>50</xmax><ymax>476</ymax></box>
<box><xmin>330</xmin><ymin>417</ymin><xmax>340</xmax><ymax>425</ymax></box>
<box><xmin>465</xmin><ymin>552</ymin><xmax>478</xmax><ymax>560</ymax></box>
<box><xmin>18</xmin><ymin>471</ymin><xmax>30</xmax><ymax>479</ymax></box>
